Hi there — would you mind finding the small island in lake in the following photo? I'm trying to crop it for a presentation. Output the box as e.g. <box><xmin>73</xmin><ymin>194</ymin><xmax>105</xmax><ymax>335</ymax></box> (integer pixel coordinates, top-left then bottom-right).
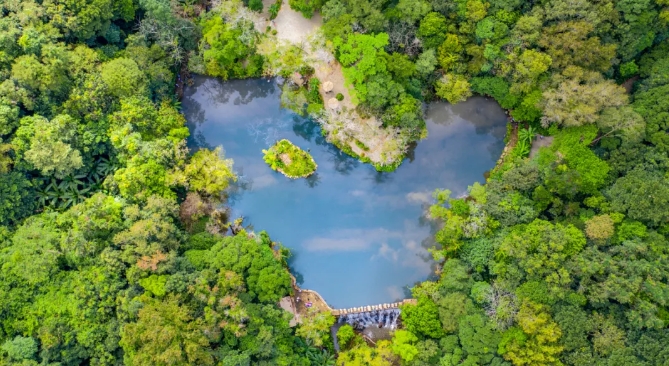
<box><xmin>263</xmin><ymin>139</ymin><xmax>317</xmax><ymax>178</ymax></box>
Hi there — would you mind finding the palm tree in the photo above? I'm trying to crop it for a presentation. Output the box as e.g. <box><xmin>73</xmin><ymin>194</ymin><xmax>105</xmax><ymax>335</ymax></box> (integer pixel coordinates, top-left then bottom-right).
<box><xmin>59</xmin><ymin>173</ymin><xmax>87</xmax><ymax>191</ymax></box>
<box><xmin>513</xmin><ymin>140</ymin><xmax>531</xmax><ymax>158</ymax></box>
<box><xmin>518</xmin><ymin>126</ymin><xmax>536</xmax><ymax>144</ymax></box>
<box><xmin>91</xmin><ymin>156</ymin><xmax>115</xmax><ymax>182</ymax></box>
<box><xmin>307</xmin><ymin>349</ymin><xmax>335</xmax><ymax>366</ymax></box>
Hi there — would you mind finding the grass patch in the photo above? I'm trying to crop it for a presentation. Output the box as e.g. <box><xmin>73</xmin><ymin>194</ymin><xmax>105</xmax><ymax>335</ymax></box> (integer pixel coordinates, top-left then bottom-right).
<box><xmin>263</xmin><ymin>139</ymin><xmax>317</xmax><ymax>178</ymax></box>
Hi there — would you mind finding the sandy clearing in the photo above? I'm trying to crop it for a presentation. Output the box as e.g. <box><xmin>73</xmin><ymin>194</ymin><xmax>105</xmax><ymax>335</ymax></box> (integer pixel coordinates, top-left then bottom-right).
<box><xmin>273</xmin><ymin>0</ymin><xmax>322</xmax><ymax>44</ymax></box>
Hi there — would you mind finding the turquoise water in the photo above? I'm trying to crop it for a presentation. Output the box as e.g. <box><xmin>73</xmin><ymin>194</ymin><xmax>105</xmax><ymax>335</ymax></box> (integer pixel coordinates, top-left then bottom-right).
<box><xmin>183</xmin><ymin>76</ymin><xmax>507</xmax><ymax>308</ymax></box>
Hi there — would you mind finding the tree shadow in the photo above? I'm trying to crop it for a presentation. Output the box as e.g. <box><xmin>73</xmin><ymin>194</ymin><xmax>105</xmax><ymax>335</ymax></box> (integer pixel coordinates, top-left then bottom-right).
<box><xmin>404</xmin><ymin>142</ymin><xmax>418</xmax><ymax>164</ymax></box>
<box><xmin>305</xmin><ymin>172</ymin><xmax>321</xmax><ymax>188</ymax></box>
<box><xmin>369</xmin><ymin>170</ymin><xmax>393</xmax><ymax>185</ymax></box>
<box><xmin>286</xmin><ymin>251</ymin><xmax>305</xmax><ymax>286</ymax></box>
<box><xmin>292</xmin><ymin>115</ymin><xmax>322</xmax><ymax>143</ymax></box>
<box><xmin>325</xmin><ymin>144</ymin><xmax>359</xmax><ymax>175</ymax></box>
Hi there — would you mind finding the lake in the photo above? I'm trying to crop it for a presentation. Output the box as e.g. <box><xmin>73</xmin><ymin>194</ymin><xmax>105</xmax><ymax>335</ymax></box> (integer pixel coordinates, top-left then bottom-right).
<box><xmin>182</xmin><ymin>75</ymin><xmax>507</xmax><ymax>308</ymax></box>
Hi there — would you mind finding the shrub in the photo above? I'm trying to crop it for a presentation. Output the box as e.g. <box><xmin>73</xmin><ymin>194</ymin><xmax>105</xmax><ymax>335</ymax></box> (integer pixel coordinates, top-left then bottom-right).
<box><xmin>249</xmin><ymin>0</ymin><xmax>263</xmax><ymax>12</ymax></box>
<box><xmin>306</xmin><ymin>103</ymin><xmax>324</xmax><ymax>115</ymax></box>
<box><xmin>354</xmin><ymin>140</ymin><xmax>370</xmax><ymax>151</ymax></box>
<box><xmin>619</xmin><ymin>61</ymin><xmax>639</xmax><ymax>79</ymax></box>
<box><xmin>288</xmin><ymin>0</ymin><xmax>324</xmax><ymax>18</ymax></box>
<box><xmin>336</xmin><ymin>93</ymin><xmax>344</xmax><ymax>101</ymax></box>
<box><xmin>337</xmin><ymin>325</ymin><xmax>355</xmax><ymax>349</ymax></box>
<box><xmin>269</xmin><ymin>2</ymin><xmax>281</xmax><ymax>19</ymax></box>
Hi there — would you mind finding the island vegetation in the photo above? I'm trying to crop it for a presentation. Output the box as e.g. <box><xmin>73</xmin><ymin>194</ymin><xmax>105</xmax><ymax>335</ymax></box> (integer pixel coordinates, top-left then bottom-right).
<box><xmin>263</xmin><ymin>139</ymin><xmax>318</xmax><ymax>178</ymax></box>
<box><xmin>0</xmin><ymin>0</ymin><xmax>668</xmax><ymax>365</ymax></box>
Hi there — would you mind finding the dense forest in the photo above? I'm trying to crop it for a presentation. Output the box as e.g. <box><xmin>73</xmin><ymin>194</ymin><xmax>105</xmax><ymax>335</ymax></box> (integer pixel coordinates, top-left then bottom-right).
<box><xmin>1</xmin><ymin>0</ymin><xmax>669</xmax><ymax>365</ymax></box>
<box><xmin>0</xmin><ymin>0</ymin><xmax>332</xmax><ymax>365</ymax></box>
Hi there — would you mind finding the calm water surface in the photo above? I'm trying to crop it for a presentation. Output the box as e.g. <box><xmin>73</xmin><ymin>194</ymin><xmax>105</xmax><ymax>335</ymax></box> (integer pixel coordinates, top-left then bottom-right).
<box><xmin>183</xmin><ymin>76</ymin><xmax>506</xmax><ymax>308</ymax></box>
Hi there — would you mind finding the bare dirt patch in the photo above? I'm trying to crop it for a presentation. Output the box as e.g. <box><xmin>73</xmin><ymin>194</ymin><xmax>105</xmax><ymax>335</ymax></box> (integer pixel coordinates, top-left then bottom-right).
<box><xmin>272</xmin><ymin>0</ymin><xmax>322</xmax><ymax>44</ymax></box>
<box><xmin>529</xmin><ymin>135</ymin><xmax>554</xmax><ymax>158</ymax></box>
<box><xmin>279</xmin><ymin>152</ymin><xmax>292</xmax><ymax>165</ymax></box>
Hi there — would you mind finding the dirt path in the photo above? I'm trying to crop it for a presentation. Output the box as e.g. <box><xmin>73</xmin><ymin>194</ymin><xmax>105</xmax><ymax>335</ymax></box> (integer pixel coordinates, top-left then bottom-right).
<box><xmin>267</xmin><ymin>2</ymin><xmax>407</xmax><ymax>166</ymax></box>
<box><xmin>279</xmin><ymin>296</ymin><xmax>301</xmax><ymax>326</ymax></box>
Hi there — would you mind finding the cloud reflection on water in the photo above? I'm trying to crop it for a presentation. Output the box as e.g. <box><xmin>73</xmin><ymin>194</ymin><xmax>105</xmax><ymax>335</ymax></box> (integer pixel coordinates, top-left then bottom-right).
<box><xmin>182</xmin><ymin>76</ymin><xmax>506</xmax><ymax>307</ymax></box>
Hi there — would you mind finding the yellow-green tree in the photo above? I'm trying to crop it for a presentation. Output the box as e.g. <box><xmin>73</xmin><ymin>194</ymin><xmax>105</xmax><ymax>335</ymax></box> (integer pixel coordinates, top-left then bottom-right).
<box><xmin>498</xmin><ymin>301</ymin><xmax>563</xmax><ymax>365</ymax></box>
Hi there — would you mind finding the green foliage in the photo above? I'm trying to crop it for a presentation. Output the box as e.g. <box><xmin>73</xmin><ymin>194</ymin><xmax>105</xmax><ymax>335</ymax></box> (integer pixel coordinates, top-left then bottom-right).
<box><xmin>518</xmin><ymin>126</ymin><xmax>536</xmax><ymax>145</ymax></box>
<box><xmin>511</xmin><ymin>90</ymin><xmax>543</xmax><ymax>122</ymax></box>
<box><xmin>100</xmin><ymin>57</ymin><xmax>147</xmax><ymax>98</ymax></box>
<box><xmin>338</xmin><ymin>340</ymin><xmax>398</xmax><ymax>364</ymax></box>
<box><xmin>181</xmin><ymin>147</ymin><xmax>236</xmax><ymax>197</ymax></box>
<box><xmin>418</xmin><ymin>12</ymin><xmax>448</xmax><ymax>49</ymax></box>
<box><xmin>2</xmin><ymin>336</ymin><xmax>37</xmax><ymax>361</ymax></box>
<box><xmin>289</xmin><ymin>0</ymin><xmax>325</xmax><ymax>18</ymax></box>
<box><xmin>120</xmin><ymin>296</ymin><xmax>214</xmax><ymax>365</ymax></box>
<box><xmin>415</xmin><ymin>49</ymin><xmax>438</xmax><ymax>77</ymax></box>
<box><xmin>401</xmin><ymin>297</ymin><xmax>444</xmax><ymax>338</ymax></box>
<box><xmin>633</xmin><ymin>84</ymin><xmax>669</xmax><ymax>152</ymax></box>
<box><xmin>436</xmin><ymin>73</ymin><xmax>472</xmax><ymax>104</ymax></box>
<box><xmin>249</xmin><ymin>0</ymin><xmax>264</xmax><ymax>12</ymax></box>
<box><xmin>0</xmin><ymin>171</ymin><xmax>36</xmax><ymax>226</ymax></box>
<box><xmin>139</xmin><ymin>274</ymin><xmax>169</xmax><ymax>297</ymax></box>
<box><xmin>336</xmin><ymin>324</ymin><xmax>355</xmax><ymax>349</ymax></box>
<box><xmin>607</xmin><ymin>168</ymin><xmax>669</xmax><ymax>227</ymax></box>
<box><xmin>619</xmin><ymin>61</ymin><xmax>639</xmax><ymax>78</ymax></box>
<box><xmin>541</xmin><ymin>68</ymin><xmax>628</xmax><ymax>128</ymax></box>
<box><xmin>269</xmin><ymin>1</ymin><xmax>282</xmax><ymax>19</ymax></box>
<box><xmin>334</xmin><ymin>33</ymin><xmax>390</xmax><ymax>102</ymax></box>
<box><xmin>336</xmin><ymin>92</ymin><xmax>344</xmax><ymax>101</ymax></box>
<box><xmin>199</xmin><ymin>15</ymin><xmax>263</xmax><ymax>80</ymax></box>
<box><xmin>541</xmin><ymin>125</ymin><xmax>610</xmax><ymax>195</ymax></box>
<box><xmin>296</xmin><ymin>308</ymin><xmax>335</xmax><ymax>347</ymax></box>
<box><xmin>499</xmin><ymin>301</ymin><xmax>563</xmax><ymax>365</ymax></box>
<box><xmin>263</xmin><ymin>139</ymin><xmax>317</xmax><ymax>178</ymax></box>
<box><xmin>391</xmin><ymin>329</ymin><xmax>420</xmax><ymax>362</ymax></box>
<box><xmin>15</xmin><ymin>115</ymin><xmax>83</xmax><ymax>179</ymax></box>
<box><xmin>2</xmin><ymin>1</ymin><xmax>669</xmax><ymax>365</ymax></box>
<box><xmin>0</xmin><ymin>4</ymin><xmax>317</xmax><ymax>364</ymax></box>
<box><xmin>470</xmin><ymin>77</ymin><xmax>520</xmax><ymax>109</ymax></box>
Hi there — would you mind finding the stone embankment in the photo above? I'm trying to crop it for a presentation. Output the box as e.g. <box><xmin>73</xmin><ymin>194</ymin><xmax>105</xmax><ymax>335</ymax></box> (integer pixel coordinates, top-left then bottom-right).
<box><xmin>279</xmin><ymin>273</ymin><xmax>417</xmax><ymax>325</ymax></box>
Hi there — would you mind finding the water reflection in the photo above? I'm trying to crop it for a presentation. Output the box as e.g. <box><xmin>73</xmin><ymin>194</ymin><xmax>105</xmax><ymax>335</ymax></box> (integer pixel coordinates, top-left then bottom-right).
<box><xmin>182</xmin><ymin>76</ymin><xmax>507</xmax><ymax>307</ymax></box>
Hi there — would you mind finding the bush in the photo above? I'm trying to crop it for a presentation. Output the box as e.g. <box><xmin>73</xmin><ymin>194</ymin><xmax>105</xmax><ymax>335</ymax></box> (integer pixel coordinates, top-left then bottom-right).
<box><xmin>337</xmin><ymin>325</ymin><xmax>355</xmax><ymax>349</ymax></box>
<box><xmin>269</xmin><ymin>1</ymin><xmax>281</xmax><ymax>20</ymax></box>
<box><xmin>336</xmin><ymin>93</ymin><xmax>344</xmax><ymax>101</ymax></box>
<box><xmin>619</xmin><ymin>61</ymin><xmax>639</xmax><ymax>79</ymax></box>
<box><xmin>249</xmin><ymin>0</ymin><xmax>263</xmax><ymax>12</ymax></box>
<box><xmin>288</xmin><ymin>0</ymin><xmax>324</xmax><ymax>18</ymax></box>
<box><xmin>470</xmin><ymin>76</ymin><xmax>520</xmax><ymax>110</ymax></box>
<box><xmin>307</xmin><ymin>78</ymin><xmax>322</xmax><ymax>104</ymax></box>
<box><xmin>355</xmin><ymin>139</ymin><xmax>370</xmax><ymax>151</ymax></box>
<box><xmin>306</xmin><ymin>103</ymin><xmax>324</xmax><ymax>115</ymax></box>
